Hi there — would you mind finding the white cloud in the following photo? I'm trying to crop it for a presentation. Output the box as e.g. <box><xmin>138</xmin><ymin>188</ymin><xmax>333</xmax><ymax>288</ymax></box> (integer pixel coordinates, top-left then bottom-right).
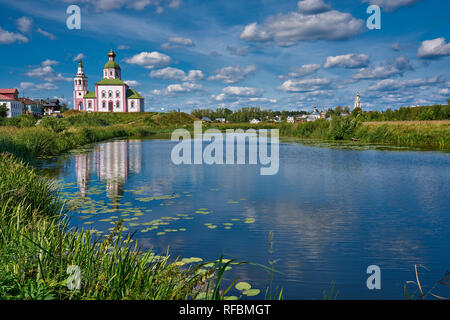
<box><xmin>324</xmin><ymin>54</ymin><xmax>369</xmax><ymax>69</ymax></box>
<box><xmin>353</xmin><ymin>56</ymin><xmax>413</xmax><ymax>80</ymax></box>
<box><xmin>0</xmin><ymin>27</ymin><xmax>28</xmax><ymax>44</ymax></box>
<box><xmin>418</xmin><ymin>37</ymin><xmax>450</xmax><ymax>59</ymax></box>
<box><xmin>278</xmin><ymin>77</ymin><xmax>332</xmax><ymax>92</ymax></box>
<box><xmin>118</xmin><ymin>45</ymin><xmax>130</xmax><ymax>50</ymax></box>
<box><xmin>20</xmin><ymin>81</ymin><xmax>58</xmax><ymax>91</ymax></box>
<box><xmin>26</xmin><ymin>60</ymin><xmax>71</xmax><ymax>82</ymax></box>
<box><xmin>153</xmin><ymin>82</ymin><xmax>202</xmax><ymax>95</ymax></box>
<box><xmin>208</xmin><ymin>65</ymin><xmax>256</xmax><ymax>84</ymax></box>
<box><xmin>73</xmin><ymin>53</ymin><xmax>86</xmax><ymax>61</ymax></box>
<box><xmin>279</xmin><ymin>64</ymin><xmax>320</xmax><ymax>79</ymax></box>
<box><xmin>37</xmin><ymin>28</ymin><xmax>56</xmax><ymax>40</ymax></box>
<box><xmin>361</xmin><ymin>0</ymin><xmax>421</xmax><ymax>12</ymax></box>
<box><xmin>213</xmin><ymin>86</ymin><xmax>264</xmax><ymax>101</ymax></box>
<box><xmin>124</xmin><ymin>80</ymin><xmax>141</xmax><ymax>86</ymax></box>
<box><xmin>297</xmin><ymin>0</ymin><xmax>331</xmax><ymax>14</ymax></box>
<box><xmin>162</xmin><ymin>37</ymin><xmax>194</xmax><ymax>49</ymax></box>
<box><xmin>368</xmin><ymin>76</ymin><xmax>444</xmax><ymax>91</ymax></box>
<box><xmin>150</xmin><ymin>67</ymin><xmax>204</xmax><ymax>81</ymax></box>
<box><xmin>42</xmin><ymin>59</ymin><xmax>59</xmax><ymax>67</ymax></box>
<box><xmin>59</xmin><ymin>0</ymin><xmax>181</xmax><ymax>12</ymax></box>
<box><xmin>240</xmin><ymin>3</ymin><xmax>364</xmax><ymax>47</ymax></box>
<box><xmin>226</xmin><ymin>45</ymin><xmax>251</xmax><ymax>56</ymax></box>
<box><xmin>124</xmin><ymin>51</ymin><xmax>171</xmax><ymax>69</ymax></box>
<box><xmin>16</xmin><ymin>16</ymin><xmax>33</xmax><ymax>33</ymax></box>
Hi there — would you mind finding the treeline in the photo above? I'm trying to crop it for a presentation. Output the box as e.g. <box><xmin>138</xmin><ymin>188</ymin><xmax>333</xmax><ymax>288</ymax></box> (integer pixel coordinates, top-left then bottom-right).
<box><xmin>192</xmin><ymin>102</ymin><xmax>450</xmax><ymax>123</ymax></box>
<box><xmin>356</xmin><ymin>104</ymin><xmax>450</xmax><ymax>122</ymax></box>
<box><xmin>191</xmin><ymin>107</ymin><xmax>307</xmax><ymax>123</ymax></box>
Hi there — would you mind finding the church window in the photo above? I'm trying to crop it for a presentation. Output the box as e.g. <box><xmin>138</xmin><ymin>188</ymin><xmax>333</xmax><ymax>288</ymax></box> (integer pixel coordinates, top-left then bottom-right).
<box><xmin>108</xmin><ymin>91</ymin><xmax>113</xmax><ymax>98</ymax></box>
<box><xmin>102</xmin><ymin>101</ymin><xmax>106</xmax><ymax>109</ymax></box>
<box><xmin>131</xmin><ymin>101</ymin><xmax>135</xmax><ymax>109</ymax></box>
<box><xmin>102</xmin><ymin>91</ymin><xmax>106</xmax><ymax>98</ymax></box>
<box><xmin>88</xmin><ymin>101</ymin><xmax>92</xmax><ymax>109</ymax></box>
<box><xmin>116</xmin><ymin>91</ymin><xmax>120</xmax><ymax>98</ymax></box>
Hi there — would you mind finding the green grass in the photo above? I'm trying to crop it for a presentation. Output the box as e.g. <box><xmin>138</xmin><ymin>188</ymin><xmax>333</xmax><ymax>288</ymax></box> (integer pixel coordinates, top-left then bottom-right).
<box><xmin>206</xmin><ymin>117</ymin><xmax>450</xmax><ymax>150</ymax></box>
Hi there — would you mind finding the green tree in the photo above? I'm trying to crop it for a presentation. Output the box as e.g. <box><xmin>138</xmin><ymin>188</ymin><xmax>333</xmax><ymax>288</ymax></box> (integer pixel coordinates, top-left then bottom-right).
<box><xmin>0</xmin><ymin>103</ymin><xmax>8</xmax><ymax>118</ymax></box>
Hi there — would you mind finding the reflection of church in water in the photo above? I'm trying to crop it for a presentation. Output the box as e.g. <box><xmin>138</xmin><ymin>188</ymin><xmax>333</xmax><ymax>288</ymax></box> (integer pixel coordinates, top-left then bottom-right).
<box><xmin>75</xmin><ymin>140</ymin><xmax>142</xmax><ymax>202</ymax></box>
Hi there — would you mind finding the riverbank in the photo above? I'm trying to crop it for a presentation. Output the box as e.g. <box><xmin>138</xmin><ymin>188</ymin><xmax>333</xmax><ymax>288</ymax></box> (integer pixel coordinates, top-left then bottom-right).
<box><xmin>204</xmin><ymin>119</ymin><xmax>450</xmax><ymax>151</ymax></box>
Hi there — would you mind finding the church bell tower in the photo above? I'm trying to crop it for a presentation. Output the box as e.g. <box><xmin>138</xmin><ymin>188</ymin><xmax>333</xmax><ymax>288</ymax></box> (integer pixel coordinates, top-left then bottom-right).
<box><xmin>73</xmin><ymin>60</ymin><xmax>88</xmax><ymax>111</ymax></box>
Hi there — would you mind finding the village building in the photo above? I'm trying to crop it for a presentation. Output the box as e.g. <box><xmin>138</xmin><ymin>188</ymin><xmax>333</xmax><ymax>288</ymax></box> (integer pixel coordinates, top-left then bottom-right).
<box><xmin>0</xmin><ymin>88</ymin><xmax>22</xmax><ymax>118</ymax></box>
<box><xmin>250</xmin><ymin>118</ymin><xmax>261</xmax><ymax>124</ymax></box>
<box><xmin>74</xmin><ymin>49</ymin><xmax>144</xmax><ymax>113</ymax></box>
<box><xmin>286</xmin><ymin>116</ymin><xmax>295</xmax><ymax>123</ymax></box>
<box><xmin>36</xmin><ymin>98</ymin><xmax>61</xmax><ymax>116</ymax></box>
<box><xmin>19</xmin><ymin>97</ymin><xmax>43</xmax><ymax>117</ymax></box>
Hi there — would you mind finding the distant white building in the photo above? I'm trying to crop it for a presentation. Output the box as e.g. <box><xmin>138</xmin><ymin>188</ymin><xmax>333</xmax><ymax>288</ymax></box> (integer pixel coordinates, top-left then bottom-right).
<box><xmin>354</xmin><ymin>92</ymin><xmax>362</xmax><ymax>111</ymax></box>
<box><xmin>286</xmin><ymin>116</ymin><xmax>295</xmax><ymax>123</ymax></box>
<box><xmin>0</xmin><ymin>88</ymin><xmax>22</xmax><ymax>118</ymax></box>
<box><xmin>250</xmin><ymin>118</ymin><xmax>261</xmax><ymax>124</ymax></box>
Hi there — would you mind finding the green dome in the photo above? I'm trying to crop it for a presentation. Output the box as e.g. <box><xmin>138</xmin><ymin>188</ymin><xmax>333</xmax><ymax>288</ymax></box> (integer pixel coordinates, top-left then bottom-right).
<box><xmin>104</xmin><ymin>60</ymin><xmax>121</xmax><ymax>70</ymax></box>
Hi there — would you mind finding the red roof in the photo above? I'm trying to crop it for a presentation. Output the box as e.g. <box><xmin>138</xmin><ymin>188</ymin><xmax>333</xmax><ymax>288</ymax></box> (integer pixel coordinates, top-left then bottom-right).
<box><xmin>0</xmin><ymin>94</ymin><xmax>15</xmax><ymax>100</ymax></box>
<box><xmin>18</xmin><ymin>97</ymin><xmax>35</xmax><ymax>104</ymax></box>
<box><xmin>0</xmin><ymin>88</ymin><xmax>18</xmax><ymax>94</ymax></box>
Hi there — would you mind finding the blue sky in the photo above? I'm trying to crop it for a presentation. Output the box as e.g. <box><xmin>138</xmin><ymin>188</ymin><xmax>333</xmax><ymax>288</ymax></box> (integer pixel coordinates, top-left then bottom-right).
<box><xmin>0</xmin><ymin>0</ymin><xmax>449</xmax><ymax>112</ymax></box>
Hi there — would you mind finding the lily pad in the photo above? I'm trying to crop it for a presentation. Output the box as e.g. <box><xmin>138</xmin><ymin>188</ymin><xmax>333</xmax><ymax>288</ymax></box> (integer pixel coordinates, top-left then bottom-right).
<box><xmin>242</xmin><ymin>289</ymin><xmax>260</xmax><ymax>297</ymax></box>
<box><xmin>235</xmin><ymin>282</ymin><xmax>251</xmax><ymax>291</ymax></box>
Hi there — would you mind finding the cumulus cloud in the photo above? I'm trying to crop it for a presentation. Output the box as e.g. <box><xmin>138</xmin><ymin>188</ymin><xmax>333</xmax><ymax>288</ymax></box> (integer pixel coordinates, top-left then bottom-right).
<box><xmin>353</xmin><ymin>56</ymin><xmax>414</xmax><ymax>80</ymax></box>
<box><xmin>279</xmin><ymin>64</ymin><xmax>320</xmax><ymax>79</ymax></box>
<box><xmin>124</xmin><ymin>51</ymin><xmax>171</xmax><ymax>69</ymax></box>
<box><xmin>152</xmin><ymin>82</ymin><xmax>202</xmax><ymax>95</ymax></box>
<box><xmin>124</xmin><ymin>80</ymin><xmax>141</xmax><ymax>86</ymax></box>
<box><xmin>277</xmin><ymin>77</ymin><xmax>332</xmax><ymax>92</ymax></box>
<box><xmin>26</xmin><ymin>60</ymin><xmax>71</xmax><ymax>82</ymax></box>
<box><xmin>20</xmin><ymin>81</ymin><xmax>58</xmax><ymax>91</ymax></box>
<box><xmin>418</xmin><ymin>37</ymin><xmax>450</xmax><ymax>59</ymax></box>
<box><xmin>150</xmin><ymin>67</ymin><xmax>204</xmax><ymax>81</ymax></box>
<box><xmin>361</xmin><ymin>0</ymin><xmax>421</xmax><ymax>12</ymax></box>
<box><xmin>324</xmin><ymin>54</ymin><xmax>369</xmax><ymax>69</ymax></box>
<box><xmin>59</xmin><ymin>0</ymin><xmax>182</xmax><ymax>12</ymax></box>
<box><xmin>226</xmin><ymin>45</ymin><xmax>251</xmax><ymax>56</ymax></box>
<box><xmin>37</xmin><ymin>28</ymin><xmax>56</xmax><ymax>40</ymax></box>
<box><xmin>208</xmin><ymin>65</ymin><xmax>256</xmax><ymax>84</ymax></box>
<box><xmin>240</xmin><ymin>2</ymin><xmax>363</xmax><ymax>47</ymax></box>
<box><xmin>213</xmin><ymin>86</ymin><xmax>264</xmax><ymax>101</ymax></box>
<box><xmin>73</xmin><ymin>53</ymin><xmax>86</xmax><ymax>61</ymax></box>
<box><xmin>16</xmin><ymin>16</ymin><xmax>33</xmax><ymax>33</ymax></box>
<box><xmin>162</xmin><ymin>37</ymin><xmax>195</xmax><ymax>49</ymax></box>
<box><xmin>297</xmin><ymin>0</ymin><xmax>331</xmax><ymax>14</ymax></box>
<box><xmin>0</xmin><ymin>27</ymin><xmax>28</xmax><ymax>44</ymax></box>
<box><xmin>368</xmin><ymin>75</ymin><xmax>444</xmax><ymax>91</ymax></box>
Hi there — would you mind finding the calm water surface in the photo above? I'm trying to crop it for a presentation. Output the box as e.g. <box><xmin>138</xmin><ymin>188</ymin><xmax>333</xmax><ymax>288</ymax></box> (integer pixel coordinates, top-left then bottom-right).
<box><xmin>40</xmin><ymin>137</ymin><xmax>450</xmax><ymax>299</ymax></box>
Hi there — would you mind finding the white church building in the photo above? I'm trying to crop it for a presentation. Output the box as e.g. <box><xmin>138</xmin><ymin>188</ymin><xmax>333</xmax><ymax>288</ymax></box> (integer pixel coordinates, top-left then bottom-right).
<box><xmin>73</xmin><ymin>49</ymin><xmax>144</xmax><ymax>112</ymax></box>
